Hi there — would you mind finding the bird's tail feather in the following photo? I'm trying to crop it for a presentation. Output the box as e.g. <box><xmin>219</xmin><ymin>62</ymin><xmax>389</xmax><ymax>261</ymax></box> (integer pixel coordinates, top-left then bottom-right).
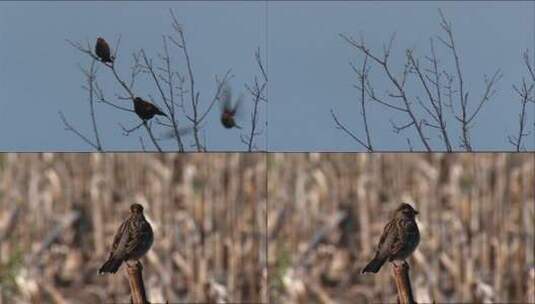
<box><xmin>98</xmin><ymin>257</ymin><xmax>123</xmax><ymax>274</ymax></box>
<box><xmin>156</xmin><ymin>110</ymin><xmax>168</xmax><ymax>118</ymax></box>
<box><xmin>362</xmin><ymin>256</ymin><xmax>386</xmax><ymax>273</ymax></box>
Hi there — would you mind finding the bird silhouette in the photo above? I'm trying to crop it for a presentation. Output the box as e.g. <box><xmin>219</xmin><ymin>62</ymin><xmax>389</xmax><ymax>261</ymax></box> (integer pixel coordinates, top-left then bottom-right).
<box><xmin>95</xmin><ymin>37</ymin><xmax>113</xmax><ymax>63</ymax></box>
<box><xmin>98</xmin><ymin>203</ymin><xmax>153</xmax><ymax>274</ymax></box>
<box><xmin>219</xmin><ymin>83</ymin><xmax>243</xmax><ymax>129</ymax></box>
<box><xmin>133</xmin><ymin>97</ymin><xmax>167</xmax><ymax>121</ymax></box>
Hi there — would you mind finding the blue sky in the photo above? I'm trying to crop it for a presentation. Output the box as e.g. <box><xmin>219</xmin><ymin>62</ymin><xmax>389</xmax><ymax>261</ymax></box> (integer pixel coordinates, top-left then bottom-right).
<box><xmin>0</xmin><ymin>2</ymin><xmax>266</xmax><ymax>151</ymax></box>
<box><xmin>0</xmin><ymin>1</ymin><xmax>533</xmax><ymax>151</ymax></box>
<box><xmin>269</xmin><ymin>1</ymin><xmax>534</xmax><ymax>151</ymax></box>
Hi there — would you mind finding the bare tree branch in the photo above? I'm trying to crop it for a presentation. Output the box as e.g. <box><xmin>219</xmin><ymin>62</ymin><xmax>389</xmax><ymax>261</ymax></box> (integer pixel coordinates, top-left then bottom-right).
<box><xmin>59</xmin><ymin>111</ymin><xmax>101</xmax><ymax>151</ymax></box>
<box><xmin>139</xmin><ymin>46</ymin><xmax>185</xmax><ymax>151</ymax></box>
<box><xmin>168</xmin><ymin>9</ymin><xmax>236</xmax><ymax>152</ymax></box>
<box><xmin>334</xmin><ymin>9</ymin><xmax>505</xmax><ymax>151</ymax></box>
<box><xmin>339</xmin><ymin>33</ymin><xmax>431</xmax><ymax>151</ymax></box>
<box><xmin>331</xmin><ymin>53</ymin><xmax>374</xmax><ymax>151</ymax></box>
<box><xmin>142</xmin><ymin>121</ymin><xmax>162</xmax><ymax>152</ymax></box>
<box><xmin>437</xmin><ymin>9</ymin><xmax>502</xmax><ymax>151</ymax></box>
<box><xmin>59</xmin><ymin>59</ymin><xmax>103</xmax><ymax>151</ymax></box>
<box><xmin>509</xmin><ymin>56</ymin><xmax>535</xmax><ymax>151</ymax></box>
<box><xmin>243</xmin><ymin>48</ymin><xmax>268</xmax><ymax>152</ymax></box>
<box><xmin>169</xmin><ymin>10</ymin><xmax>203</xmax><ymax>151</ymax></box>
<box><xmin>68</xmin><ymin>36</ymin><xmax>164</xmax><ymax>151</ymax></box>
<box><xmin>120</xmin><ymin>122</ymin><xmax>144</xmax><ymax>135</ymax></box>
<box><xmin>331</xmin><ymin>109</ymin><xmax>372</xmax><ymax>151</ymax></box>
<box><xmin>407</xmin><ymin>42</ymin><xmax>452</xmax><ymax>151</ymax></box>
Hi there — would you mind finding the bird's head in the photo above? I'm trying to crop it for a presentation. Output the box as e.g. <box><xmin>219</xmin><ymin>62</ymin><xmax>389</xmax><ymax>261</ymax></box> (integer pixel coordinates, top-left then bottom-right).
<box><xmin>130</xmin><ymin>203</ymin><xmax>144</xmax><ymax>214</ymax></box>
<box><xmin>395</xmin><ymin>203</ymin><xmax>418</xmax><ymax>219</ymax></box>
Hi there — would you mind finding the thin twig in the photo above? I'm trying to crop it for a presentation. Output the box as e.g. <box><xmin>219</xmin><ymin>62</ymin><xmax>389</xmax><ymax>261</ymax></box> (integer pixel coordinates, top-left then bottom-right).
<box><xmin>87</xmin><ymin>60</ymin><xmax>103</xmax><ymax>150</ymax></box>
<box><xmin>59</xmin><ymin>111</ymin><xmax>101</xmax><ymax>151</ymax></box>
<box><xmin>142</xmin><ymin>121</ymin><xmax>163</xmax><ymax>152</ymax></box>
<box><xmin>169</xmin><ymin>10</ymin><xmax>203</xmax><ymax>151</ymax></box>
<box><xmin>407</xmin><ymin>44</ymin><xmax>452</xmax><ymax>151</ymax></box>
<box><xmin>340</xmin><ymin>33</ymin><xmax>431</xmax><ymax>151</ymax></box>
<box><xmin>509</xmin><ymin>79</ymin><xmax>534</xmax><ymax>151</ymax></box>
<box><xmin>244</xmin><ymin>48</ymin><xmax>268</xmax><ymax>151</ymax></box>
<box><xmin>438</xmin><ymin>9</ymin><xmax>502</xmax><ymax>151</ymax></box>
<box><xmin>59</xmin><ymin>59</ymin><xmax>103</xmax><ymax>151</ymax></box>
<box><xmin>140</xmin><ymin>46</ymin><xmax>185</xmax><ymax>151</ymax></box>
<box><xmin>330</xmin><ymin>110</ymin><xmax>372</xmax><ymax>151</ymax></box>
<box><xmin>68</xmin><ymin>37</ymin><xmax>164</xmax><ymax>151</ymax></box>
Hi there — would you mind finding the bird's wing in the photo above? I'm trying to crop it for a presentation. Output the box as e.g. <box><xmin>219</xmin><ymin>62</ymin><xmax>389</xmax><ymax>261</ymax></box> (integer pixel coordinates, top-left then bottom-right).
<box><xmin>375</xmin><ymin>219</ymin><xmax>397</xmax><ymax>258</ymax></box>
<box><xmin>109</xmin><ymin>217</ymin><xmax>130</xmax><ymax>257</ymax></box>
<box><xmin>141</xmin><ymin>100</ymin><xmax>152</xmax><ymax>110</ymax></box>
<box><xmin>389</xmin><ymin>219</ymin><xmax>417</xmax><ymax>256</ymax></box>
<box><xmin>219</xmin><ymin>83</ymin><xmax>233</xmax><ymax>111</ymax></box>
<box><xmin>96</xmin><ymin>39</ymin><xmax>111</xmax><ymax>59</ymax></box>
<box><xmin>389</xmin><ymin>230</ymin><xmax>404</xmax><ymax>256</ymax></box>
<box><xmin>142</xmin><ymin>100</ymin><xmax>164</xmax><ymax>114</ymax></box>
<box><xmin>232</xmin><ymin>93</ymin><xmax>245</xmax><ymax>116</ymax></box>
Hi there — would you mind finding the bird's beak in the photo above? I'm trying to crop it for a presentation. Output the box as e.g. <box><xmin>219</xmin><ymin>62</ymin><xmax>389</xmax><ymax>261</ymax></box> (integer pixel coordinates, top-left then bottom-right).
<box><xmin>414</xmin><ymin>210</ymin><xmax>419</xmax><ymax>215</ymax></box>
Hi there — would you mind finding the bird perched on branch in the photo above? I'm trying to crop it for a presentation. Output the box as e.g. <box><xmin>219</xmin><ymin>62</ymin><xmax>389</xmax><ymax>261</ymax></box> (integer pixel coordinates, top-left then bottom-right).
<box><xmin>133</xmin><ymin>97</ymin><xmax>168</xmax><ymax>121</ymax></box>
<box><xmin>362</xmin><ymin>203</ymin><xmax>420</xmax><ymax>274</ymax></box>
<box><xmin>98</xmin><ymin>203</ymin><xmax>154</xmax><ymax>274</ymax></box>
<box><xmin>95</xmin><ymin>37</ymin><xmax>114</xmax><ymax>63</ymax></box>
<box><xmin>219</xmin><ymin>83</ymin><xmax>243</xmax><ymax>129</ymax></box>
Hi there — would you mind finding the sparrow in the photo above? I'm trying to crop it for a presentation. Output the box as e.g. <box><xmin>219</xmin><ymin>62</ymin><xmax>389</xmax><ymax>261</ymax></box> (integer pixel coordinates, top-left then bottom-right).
<box><xmin>98</xmin><ymin>203</ymin><xmax>154</xmax><ymax>274</ymax></box>
<box><xmin>133</xmin><ymin>97</ymin><xmax>168</xmax><ymax>121</ymax></box>
<box><xmin>218</xmin><ymin>83</ymin><xmax>242</xmax><ymax>129</ymax></box>
<box><xmin>95</xmin><ymin>37</ymin><xmax>113</xmax><ymax>63</ymax></box>
<box><xmin>362</xmin><ymin>203</ymin><xmax>420</xmax><ymax>274</ymax></box>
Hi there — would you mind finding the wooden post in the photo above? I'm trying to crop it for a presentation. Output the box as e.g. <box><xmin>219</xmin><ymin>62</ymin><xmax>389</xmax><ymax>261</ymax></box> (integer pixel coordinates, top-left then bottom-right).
<box><xmin>392</xmin><ymin>262</ymin><xmax>416</xmax><ymax>304</ymax></box>
<box><xmin>126</xmin><ymin>261</ymin><xmax>149</xmax><ymax>304</ymax></box>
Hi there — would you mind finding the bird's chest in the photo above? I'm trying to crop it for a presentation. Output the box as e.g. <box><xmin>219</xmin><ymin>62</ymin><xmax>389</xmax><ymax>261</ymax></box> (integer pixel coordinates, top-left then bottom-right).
<box><xmin>402</xmin><ymin>220</ymin><xmax>420</xmax><ymax>249</ymax></box>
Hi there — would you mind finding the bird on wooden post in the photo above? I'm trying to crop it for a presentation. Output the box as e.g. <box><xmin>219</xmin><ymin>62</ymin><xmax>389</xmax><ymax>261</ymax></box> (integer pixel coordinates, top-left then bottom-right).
<box><xmin>95</xmin><ymin>37</ymin><xmax>114</xmax><ymax>64</ymax></box>
<box><xmin>362</xmin><ymin>203</ymin><xmax>420</xmax><ymax>274</ymax></box>
<box><xmin>98</xmin><ymin>203</ymin><xmax>154</xmax><ymax>275</ymax></box>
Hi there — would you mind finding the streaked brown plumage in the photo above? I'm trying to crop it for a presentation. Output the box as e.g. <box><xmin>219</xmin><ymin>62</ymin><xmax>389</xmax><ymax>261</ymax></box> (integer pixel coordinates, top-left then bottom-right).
<box><xmin>133</xmin><ymin>97</ymin><xmax>167</xmax><ymax>121</ymax></box>
<box><xmin>362</xmin><ymin>203</ymin><xmax>420</xmax><ymax>274</ymax></box>
<box><xmin>219</xmin><ymin>84</ymin><xmax>242</xmax><ymax>129</ymax></box>
<box><xmin>95</xmin><ymin>37</ymin><xmax>113</xmax><ymax>63</ymax></box>
<box><xmin>98</xmin><ymin>203</ymin><xmax>153</xmax><ymax>274</ymax></box>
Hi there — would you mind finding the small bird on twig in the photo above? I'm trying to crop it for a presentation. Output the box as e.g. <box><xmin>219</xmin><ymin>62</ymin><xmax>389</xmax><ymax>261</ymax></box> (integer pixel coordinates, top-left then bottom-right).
<box><xmin>362</xmin><ymin>203</ymin><xmax>420</xmax><ymax>274</ymax></box>
<box><xmin>133</xmin><ymin>97</ymin><xmax>168</xmax><ymax>121</ymax></box>
<box><xmin>98</xmin><ymin>203</ymin><xmax>154</xmax><ymax>274</ymax></box>
<box><xmin>95</xmin><ymin>37</ymin><xmax>114</xmax><ymax>63</ymax></box>
<box><xmin>219</xmin><ymin>83</ymin><xmax>243</xmax><ymax>129</ymax></box>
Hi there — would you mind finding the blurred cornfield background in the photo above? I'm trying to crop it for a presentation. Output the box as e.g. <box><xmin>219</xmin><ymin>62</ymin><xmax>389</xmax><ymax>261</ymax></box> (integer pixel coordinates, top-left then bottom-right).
<box><xmin>0</xmin><ymin>153</ymin><xmax>267</xmax><ymax>304</ymax></box>
<box><xmin>268</xmin><ymin>153</ymin><xmax>534</xmax><ymax>304</ymax></box>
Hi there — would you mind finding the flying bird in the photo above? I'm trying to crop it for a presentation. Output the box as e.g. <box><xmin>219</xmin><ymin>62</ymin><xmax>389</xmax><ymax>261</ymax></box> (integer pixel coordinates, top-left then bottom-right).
<box><xmin>95</xmin><ymin>37</ymin><xmax>113</xmax><ymax>63</ymax></box>
<box><xmin>98</xmin><ymin>203</ymin><xmax>154</xmax><ymax>274</ymax></box>
<box><xmin>219</xmin><ymin>83</ymin><xmax>243</xmax><ymax>129</ymax></box>
<box><xmin>133</xmin><ymin>97</ymin><xmax>168</xmax><ymax>121</ymax></box>
<box><xmin>362</xmin><ymin>203</ymin><xmax>420</xmax><ymax>274</ymax></box>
